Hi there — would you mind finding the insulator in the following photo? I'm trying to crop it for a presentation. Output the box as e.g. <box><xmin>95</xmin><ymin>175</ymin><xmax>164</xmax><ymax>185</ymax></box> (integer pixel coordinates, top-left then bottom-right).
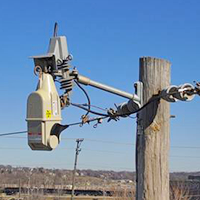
<box><xmin>57</xmin><ymin>59</ymin><xmax>70</xmax><ymax>70</ymax></box>
<box><xmin>173</xmin><ymin>83</ymin><xmax>195</xmax><ymax>101</ymax></box>
<box><xmin>57</xmin><ymin>58</ymin><xmax>74</xmax><ymax>94</ymax></box>
<box><xmin>117</xmin><ymin>99</ymin><xmax>140</xmax><ymax>116</ymax></box>
<box><xmin>59</xmin><ymin>77</ymin><xmax>74</xmax><ymax>93</ymax></box>
<box><xmin>161</xmin><ymin>85</ymin><xmax>178</xmax><ymax>102</ymax></box>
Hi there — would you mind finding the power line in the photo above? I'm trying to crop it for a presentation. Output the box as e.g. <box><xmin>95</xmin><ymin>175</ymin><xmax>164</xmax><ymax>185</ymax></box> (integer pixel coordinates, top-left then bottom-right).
<box><xmin>1</xmin><ymin>145</ymin><xmax>200</xmax><ymax>160</ymax></box>
<box><xmin>77</xmin><ymin>103</ymin><xmax>137</xmax><ymax>119</ymax></box>
<box><xmin>83</xmin><ymin>104</ymin><xmax>108</xmax><ymax>112</ymax></box>
<box><xmin>78</xmin><ymin>162</ymin><xmax>134</xmax><ymax>171</ymax></box>
<box><xmin>2</xmin><ymin>131</ymin><xmax>200</xmax><ymax>150</ymax></box>
<box><xmin>62</xmin><ymin>137</ymin><xmax>134</xmax><ymax>145</ymax></box>
<box><xmin>70</xmin><ymin>89</ymin><xmax>179</xmax><ymax>120</ymax></box>
<box><xmin>82</xmin><ymin>148</ymin><xmax>128</xmax><ymax>154</ymax></box>
<box><xmin>63</xmin><ymin>138</ymin><xmax>200</xmax><ymax>150</ymax></box>
<box><xmin>71</xmin><ymin>102</ymin><xmax>109</xmax><ymax>117</ymax></box>
<box><xmin>0</xmin><ymin>146</ymin><xmax>130</xmax><ymax>154</ymax></box>
<box><xmin>171</xmin><ymin>145</ymin><xmax>200</xmax><ymax>149</ymax></box>
<box><xmin>0</xmin><ymin>90</ymin><xmax>191</xmax><ymax>139</ymax></box>
<box><xmin>0</xmin><ymin>147</ymin><xmax>75</xmax><ymax>150</ymax></box>
<box><xmin>170</xmin><ymin>155</ymin><xmax>200</xmax><ymax>159</ymax></box>
<box><xmin>0</xmin><ymin>136</ymin><xmax>26</xmax><ymax>139</ymax></box>
<box><xmin>0</xmin><ymin>131</ymin><xmax>27</xmax><ymax>137</ymax></box>
<box><xmin>74</xmin><ymin>138</ymin><xmax>135</xmax><ymax>146</ymax></box>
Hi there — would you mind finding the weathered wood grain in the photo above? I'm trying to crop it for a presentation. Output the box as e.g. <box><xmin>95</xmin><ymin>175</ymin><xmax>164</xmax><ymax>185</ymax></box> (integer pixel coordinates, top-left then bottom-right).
<box><xmin>136</xmin><ymin>57</ymin><xmax>171</xmax><ymax>200</ymax></box>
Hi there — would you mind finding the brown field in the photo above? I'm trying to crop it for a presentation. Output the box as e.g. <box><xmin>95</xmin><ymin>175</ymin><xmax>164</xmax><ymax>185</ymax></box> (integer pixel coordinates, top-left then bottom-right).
<box><xmin>0</xmin><ymin>195</ymin><xmax>116</xmax><ymax>200</ymax></box>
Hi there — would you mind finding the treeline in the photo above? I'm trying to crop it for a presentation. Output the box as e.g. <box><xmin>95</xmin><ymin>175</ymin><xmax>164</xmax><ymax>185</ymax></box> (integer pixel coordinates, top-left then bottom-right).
<box><xmin>0</xmin><ymin>165</ymin><xmax>135</xmax><ymax>188</ymax></box>
<box><xmin>0</xmin><ymin>165</ymin><xmax>197</xmax><ymax>187</ymax></box>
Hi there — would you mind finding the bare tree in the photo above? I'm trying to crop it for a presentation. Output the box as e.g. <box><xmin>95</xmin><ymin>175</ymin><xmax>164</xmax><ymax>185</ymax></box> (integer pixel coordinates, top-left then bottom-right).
<box><xmin>170</xmin><ymin>181</ymin><xmax>191</xmax><ymax>200</ymax></box>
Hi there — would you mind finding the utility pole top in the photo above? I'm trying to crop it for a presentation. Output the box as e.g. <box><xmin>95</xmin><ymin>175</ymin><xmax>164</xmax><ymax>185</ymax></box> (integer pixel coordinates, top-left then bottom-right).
<box><xmin>76</xmin><ymin>138</ymin><xmax>84</xmax><ymax>143</ymax></box>
<box><xmin>136</xmin><ymin>57</ymin><xmax>171</xmax><ymax>200</ymax></box>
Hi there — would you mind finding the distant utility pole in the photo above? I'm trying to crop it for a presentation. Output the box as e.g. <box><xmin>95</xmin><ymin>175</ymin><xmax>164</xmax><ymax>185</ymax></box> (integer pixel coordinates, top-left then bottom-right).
<box><xmin>19</xmin><ymin>179</ymin><xmax>21</xmax><ymax>199</ymax></box>
<box><xmin>71</xmin><ymin>138</ymin><xmax>84</xmax><ymax>200</ymax></box>
<box><xmin>136</xmin><ymin>57</ymin><xmax>171</xmax><ymax>200</ymax></box>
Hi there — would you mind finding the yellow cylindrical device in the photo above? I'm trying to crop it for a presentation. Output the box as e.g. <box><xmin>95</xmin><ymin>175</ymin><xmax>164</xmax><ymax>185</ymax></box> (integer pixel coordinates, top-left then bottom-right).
<box><xmin>26</xmin><ymin>73</ymin><xmax>62</xmax><ymax>150</ymax></box>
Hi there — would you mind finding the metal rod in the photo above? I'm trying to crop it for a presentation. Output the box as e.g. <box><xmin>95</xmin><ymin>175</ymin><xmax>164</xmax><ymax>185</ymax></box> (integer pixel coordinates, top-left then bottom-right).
<box><xmin>77</xmin><ymin>75</ymin><xmax>140</xmax><ymax>102</ymax></box>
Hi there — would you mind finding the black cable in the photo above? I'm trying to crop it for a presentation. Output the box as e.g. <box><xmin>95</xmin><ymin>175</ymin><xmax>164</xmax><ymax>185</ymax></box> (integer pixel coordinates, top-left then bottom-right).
<box><xmin>74</xmin><ymin>80</ymin><xmax>91</xmax><ymax>116</ymax></box>
<box><xmin>71</xmin><ymin>95</ymin><xmax>159</xmax><ymax>119</ymax></box>
<box><xmin>115</xmin><ymin>95</ymin><xmax>160</xmax><ymax>117</ymax></box>
<box><xmin>0</xmin><ymin>89</ymin><xmax>188</xmax><ymax>138</ymax></box>
<box><xmin>71</xmin><ymin>83</ymin><xmax>189</xmax><ymax>120</ymax></box>
<box><xmin>71</xmin><ymin>88</ymin><xmax>166</xmax><ymax>119</ymax></box>
<box><xmin>114</xmin><ymin>90</ymin><xmax>180</xmax><ymax>118</ymax></box>
<box><xmin>0</xmin><ymin>131</ymin><xmax>27</xmax><ymax>137</ymax></box>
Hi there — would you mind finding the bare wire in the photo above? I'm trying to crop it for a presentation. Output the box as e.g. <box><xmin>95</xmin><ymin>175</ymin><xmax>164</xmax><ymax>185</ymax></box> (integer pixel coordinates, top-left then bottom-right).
<box><xmin>0</xmin><ymin>131</ymin><xmax>27</xmax><ymax>137</ymax></box>
<box><xmin>67</xmin><ymin>116</ymin><xmax>108</xmax><ymax>127</ymax></box>
<box><xmin>1</xmin><ymin>88</ymin><xmax>192</xmax><ymax>138</ymax></box>
<box><xmin>81</xmin><ymin>103</ymin><xmax>108</xmax><ymax>112</ymax></box>
<box><xmin>71</xmin><ymin>102</ymin><xmax>109</xmax><ymax>117</ymax></box>
<box><xmin>0</xmin><ymin>117</ymin><xmax>108</xmax><ymax>138</ymax></box>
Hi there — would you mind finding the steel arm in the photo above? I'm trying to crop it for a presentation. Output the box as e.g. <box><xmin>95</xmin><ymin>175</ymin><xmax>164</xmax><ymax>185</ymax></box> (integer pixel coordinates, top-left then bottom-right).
<box><xmin>77</xmin><ymin>74</ymin><xmax>140</xmax><ymax>102</ymax></box>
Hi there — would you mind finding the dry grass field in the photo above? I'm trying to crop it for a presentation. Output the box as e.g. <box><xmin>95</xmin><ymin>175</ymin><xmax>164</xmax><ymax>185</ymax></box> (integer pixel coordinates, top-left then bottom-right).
<box><xmin>0</xmin><ymin>195</ymin><xmax>115</xmax><ymax>200</ymax></box>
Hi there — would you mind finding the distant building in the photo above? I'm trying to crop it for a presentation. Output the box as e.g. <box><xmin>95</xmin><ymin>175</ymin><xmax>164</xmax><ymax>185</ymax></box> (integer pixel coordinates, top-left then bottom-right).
<box><xmin>188</xmin><ymin>175</ymin><xmax>200</xmax><ymax>181</ymax></box>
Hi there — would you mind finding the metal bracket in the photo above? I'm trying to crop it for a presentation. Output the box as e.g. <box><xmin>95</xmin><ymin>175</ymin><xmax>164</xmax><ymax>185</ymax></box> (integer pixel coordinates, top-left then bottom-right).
<box><xmin>31</xmin><ymin>36</ymin><xmax>69</xmax><ymax>74</ymax></box>
<box><xmin>115</xmin><ymin>81</ymin><xmax>143</xmax><ymax>117</ymax></box>
<box><xmin>134</xmin><ymin>81</ymin><xmax>143</xmax><ymax>107</ymax></box>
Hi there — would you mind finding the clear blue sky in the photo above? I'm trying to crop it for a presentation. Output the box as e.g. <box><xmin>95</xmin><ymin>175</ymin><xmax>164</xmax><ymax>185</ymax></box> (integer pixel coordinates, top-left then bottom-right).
<box><xmin>0</xmin><ymin>0</ymin><xmax>200</xmax><ymax>172</ymax></box>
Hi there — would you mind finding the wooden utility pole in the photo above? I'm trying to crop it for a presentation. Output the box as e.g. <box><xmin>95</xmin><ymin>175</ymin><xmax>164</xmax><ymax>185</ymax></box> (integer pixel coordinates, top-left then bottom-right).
<box><xmin>19</xmin><ymin>179</ymin><xmax>21</xmax><ymax>198</ymax></box>
<box><xmin>136</xmin><ymin>57</ymin><xmax>171</xmax><ymax>200</ymax></box>
<box><xmin>71</xmin><ymin>138</ymin><xmax>84</xmax><ymax>200</ymax></box>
